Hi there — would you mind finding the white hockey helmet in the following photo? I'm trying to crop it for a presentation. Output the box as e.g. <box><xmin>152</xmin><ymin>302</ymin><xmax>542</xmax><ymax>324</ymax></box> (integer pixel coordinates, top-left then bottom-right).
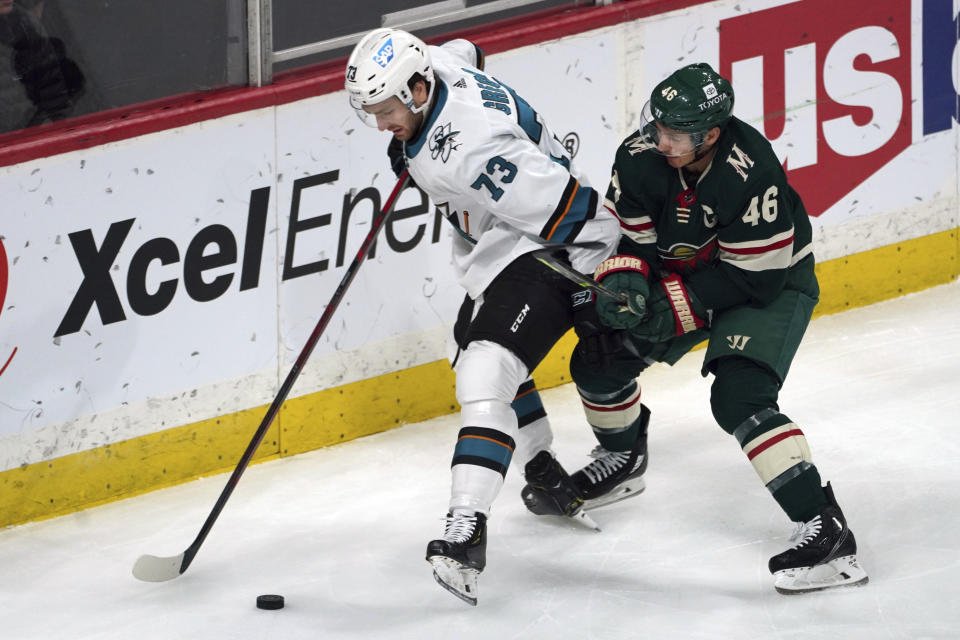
<box><xmin>345</xmin><ymin>28</ymin><xmax>435</xmax><ymax>126</ymax></box>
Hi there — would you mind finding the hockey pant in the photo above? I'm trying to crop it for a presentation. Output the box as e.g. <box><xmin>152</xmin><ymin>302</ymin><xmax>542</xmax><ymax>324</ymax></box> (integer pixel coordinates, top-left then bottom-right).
<box><xmin>446</xmin><ymin>253</ymin><xmax>581</xmax><ymax>515</ymax></box>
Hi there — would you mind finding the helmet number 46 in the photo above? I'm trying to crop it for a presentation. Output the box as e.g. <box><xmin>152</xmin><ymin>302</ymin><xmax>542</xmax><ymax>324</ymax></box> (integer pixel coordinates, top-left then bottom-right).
<box><xmin>661</xmin><ymin>86</ymin><xmax>678</xmax><ymax>101</ymax></box>
<box><xmin>741</xmin><ymin>185</ymin><xmax>779</xmax><ymax>226</ymax></box>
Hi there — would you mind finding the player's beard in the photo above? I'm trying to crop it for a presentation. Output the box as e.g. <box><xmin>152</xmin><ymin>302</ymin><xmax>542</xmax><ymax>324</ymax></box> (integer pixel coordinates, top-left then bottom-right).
<box><xmin>393</xmin><ymin>111</ymin><xmax>426</xmax><ymax>142</ymax></box>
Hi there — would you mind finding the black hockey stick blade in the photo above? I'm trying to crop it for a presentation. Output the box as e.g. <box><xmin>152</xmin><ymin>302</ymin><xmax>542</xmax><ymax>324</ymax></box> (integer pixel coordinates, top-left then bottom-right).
<box><xmin>531</xmin><ymin>249</ymin><xmax>629</xmax><ymax>305</ymax></box>
<box><xmin>132</xmin><ymin>171</ymin><xmax>413</xmax><ymax>583</ymax></box>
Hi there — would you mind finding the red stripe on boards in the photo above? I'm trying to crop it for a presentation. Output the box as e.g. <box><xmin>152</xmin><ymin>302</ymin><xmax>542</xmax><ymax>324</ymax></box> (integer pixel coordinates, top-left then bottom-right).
<box><xmin>0</xmin><ymin>0</ymin><xmax>711</xmax><ymax>168</ymax></box>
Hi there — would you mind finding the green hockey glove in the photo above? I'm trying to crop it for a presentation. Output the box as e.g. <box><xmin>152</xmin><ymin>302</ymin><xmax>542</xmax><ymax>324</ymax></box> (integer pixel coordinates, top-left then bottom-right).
<box><xmin>631</xmin><ymin>273</ymin><xmax>707</xmax><ymax>343</ymax></box>
<box><xmin>592</xmin><ymin>255</ymin><xmax>651</xmax><ymax>329</ymax></box>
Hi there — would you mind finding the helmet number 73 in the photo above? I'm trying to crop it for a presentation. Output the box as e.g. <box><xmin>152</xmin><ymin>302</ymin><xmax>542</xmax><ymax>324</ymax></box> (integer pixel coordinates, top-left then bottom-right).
<box><xmin>471</xmin><ymin>156</ymin><xmax>517</xmax><ymax>202</ymax></box>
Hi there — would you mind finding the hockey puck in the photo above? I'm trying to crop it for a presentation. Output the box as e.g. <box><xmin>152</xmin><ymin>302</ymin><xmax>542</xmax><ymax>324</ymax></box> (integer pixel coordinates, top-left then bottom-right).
<box><xmin>256</xmin><ymin>594</ymin><xmax>284</xmax><ymax>610</ymax></box>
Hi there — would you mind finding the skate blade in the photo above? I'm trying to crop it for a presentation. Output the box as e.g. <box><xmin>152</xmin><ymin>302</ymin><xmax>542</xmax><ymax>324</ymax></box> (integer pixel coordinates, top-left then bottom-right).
<box><xmin>582</xmin><ymin>476</ymin><xmax>646</xmax><ymax>511</ymax></box>
<box><xmin>570</xmin><ymin>509</ymin><xmax>601</xmax><ymax>532</ymax></box>
<box><xmin>428</xmin><ymin>556</ymin><xmax>479</xmax><ymax>606</ymax></box>
<box><xmin>773</xmin><ymin>555</ymin><xmax>869</xmax><ymax>595</ymax></box>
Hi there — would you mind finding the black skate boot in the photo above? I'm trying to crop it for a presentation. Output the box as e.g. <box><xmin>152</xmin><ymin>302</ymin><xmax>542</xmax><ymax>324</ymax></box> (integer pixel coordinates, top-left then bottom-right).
<box><xmin>768</xmin><ymin>483</ymin><xmax>869</xmax><ymax>594</ymax></box>
<box><xmin>520</xmin><ymin>451</ymin><xmax>599</xmax><ymax>530</ymax></box>
<box><xmin>425</xmin><ymin>511</ymin><xmax>487</xmax><ymax>606</ymax></box>
<box><xmin>571</xmin><ymin>404</ymin><xmax>650</xmax><ymax>509</ymax></box>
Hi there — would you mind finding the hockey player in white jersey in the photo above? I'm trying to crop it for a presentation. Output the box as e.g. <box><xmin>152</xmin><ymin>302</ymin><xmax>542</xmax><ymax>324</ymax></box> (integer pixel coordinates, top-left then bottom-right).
<box><xmin>346</xmin><ymin>29</ymin><xmax>625</xmax><ymax>605</ymax></box>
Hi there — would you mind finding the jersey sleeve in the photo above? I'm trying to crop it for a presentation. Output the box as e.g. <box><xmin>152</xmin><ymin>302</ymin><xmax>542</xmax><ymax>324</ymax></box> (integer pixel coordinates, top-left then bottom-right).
<box><xmin>438</xmin><ymin>39</ymin><xmax>485</xmax><ymax>70</ymax></box>
<box><xmin>604</xmin><ymin>138</ymin><xmax>662</xmax><ymax>270</ymax></box>
<box><xmin>687</xmin><ymin>162</ymin><xmax>796</xmax><ymax>309</ymax></box>
<box><xmin>458</xmin><ymin>131</ymin><xmax>616</xmax><ymax>273</ymax></box>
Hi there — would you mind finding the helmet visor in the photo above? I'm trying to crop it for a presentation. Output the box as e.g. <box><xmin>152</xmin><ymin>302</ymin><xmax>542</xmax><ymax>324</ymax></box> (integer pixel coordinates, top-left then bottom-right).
<box><xmin>348</xmin><ymin>92</ymin><xmax>380</xmax><ymax>127</ymax></box>
<box><xmin>640</xmin><ymin>101</ymin><xmax>708</xmax><ymax>158</ymax></box>
<box><xmin>347</xmin><ymin>80</ymin><xmax>435</xmax><ymax>130</ymax></box>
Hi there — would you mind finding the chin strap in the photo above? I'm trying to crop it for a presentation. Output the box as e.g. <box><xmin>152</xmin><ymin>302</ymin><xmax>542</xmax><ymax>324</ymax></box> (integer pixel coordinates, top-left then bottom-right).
<box><xmin>683</xmin><ymin>139</ymin><xmax>718</xmax><ymax>168</ymax></box>
<box><xmin>408</xmin><ymin>84</ymin><xmax>438</xmax><ymax>141</ymax></box>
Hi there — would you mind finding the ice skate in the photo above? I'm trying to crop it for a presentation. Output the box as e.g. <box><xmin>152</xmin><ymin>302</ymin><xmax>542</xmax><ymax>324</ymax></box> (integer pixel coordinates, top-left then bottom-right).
<box><xmin>520</xmin><ymin>450</ymin><xmax>599</xmax><ymax>531</ymax></box>
<box><xmin>425</xmin><ymin>511</ymin><xmax>487</xmax><ymax>606</ymax></box>
<box><xmin>572</xmin><ymin>404</ymin><xmax>650</xmax><ymax>510</ymax></box>
<box><xmin>768</xmin><ymin>483</ymin><xmax>869</xmax><ymax>594</ymax></box>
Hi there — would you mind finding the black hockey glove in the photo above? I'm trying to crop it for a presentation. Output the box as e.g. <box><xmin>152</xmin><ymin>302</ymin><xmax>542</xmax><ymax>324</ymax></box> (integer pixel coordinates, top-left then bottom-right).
<box><xmin>387</xmin><ymin>136</ymin><xmax>406</xmax><ymax>178</ymax></box>
<box><xmin>572</xmin><ymin>289</ymin><xmax>626</xmax><ymax>370</ymax></box>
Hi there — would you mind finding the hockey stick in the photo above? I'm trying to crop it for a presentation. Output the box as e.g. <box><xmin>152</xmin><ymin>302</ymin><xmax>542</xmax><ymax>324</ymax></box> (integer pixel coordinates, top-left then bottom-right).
<box><xmin>132</xmin><ymin>171</ymin><xmax>412</xmax><ymax>582</ymax></box>
<box><xmin>530</xmin><ymin>249</ymin><xmax>629</xmax><ymax>306</ymax></box>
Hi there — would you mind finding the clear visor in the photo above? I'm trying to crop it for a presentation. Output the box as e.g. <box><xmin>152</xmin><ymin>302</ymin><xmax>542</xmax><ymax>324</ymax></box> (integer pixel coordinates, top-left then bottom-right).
<box><xmin>639</xmin><ymin>101</ymin><xmax>708</xmax><ymax>158</ymax></box>
<box><xmin>348</xmin><ymin>92</ymin><xmax>381</xmax><ymax>128</ymax></box>
<box><xmin>348</xmin><ymin>80</ymin><xmax>435</xmax><ymax>129</ymax></box>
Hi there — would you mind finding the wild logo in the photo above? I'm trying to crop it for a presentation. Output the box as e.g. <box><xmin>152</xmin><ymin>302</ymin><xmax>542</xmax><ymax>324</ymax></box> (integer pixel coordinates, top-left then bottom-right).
<box><xmin>430</xmin><ymin>122</ymin><xmax>462</xmax><ymax>162</ymax></box>
<box><xmin>0</xmin><ymin>236</ymin><xmax>18</xmax><ymax>377</ymax></box>
<box><xmin>659</xmin><ymin>238</ymin><xmax>718</xmax><ymax>274</ymax></box>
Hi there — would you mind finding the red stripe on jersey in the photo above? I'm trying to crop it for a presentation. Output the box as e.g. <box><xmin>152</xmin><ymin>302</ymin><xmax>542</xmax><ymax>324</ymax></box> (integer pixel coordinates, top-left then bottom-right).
<box><xmin>620</xmin><ymin>219</ymin><xmax>655</xmax><ymax>232</ymax></box>
<box><xmin>720</xmin><ymin>234</ymin><xmax>794</xmax><ymax>256</ymax></box>
<box><xmin>607</xmin><ymin>205</ymin><xmax>654</xmax><ymax>232</ymax></box>
<box><xmin>746</xmin><ymin>428</ymin><xmax>804</xmax><ymax>460</ymax></box>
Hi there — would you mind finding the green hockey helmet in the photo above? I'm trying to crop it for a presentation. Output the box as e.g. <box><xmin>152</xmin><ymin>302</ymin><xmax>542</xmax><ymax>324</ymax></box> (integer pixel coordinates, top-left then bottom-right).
<box><xmin>640</xmin><ymin>63</ymin><xmax>734</xmax><ymax>156</ymax></box>
<box><xmin>650</xmin><ymin>63</ymin><xmax>734</xmax><ymax>131</ymax></box>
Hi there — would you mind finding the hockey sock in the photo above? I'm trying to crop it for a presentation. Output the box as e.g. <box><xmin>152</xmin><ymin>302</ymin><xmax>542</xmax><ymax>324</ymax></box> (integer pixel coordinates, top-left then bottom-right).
<box><xmin>733</xmin><ymin>409</ymin><xmax>828</xmax><ymax>522</ymax></box>
<box><xmin>578</xmin><ymin>381</ymin><xmax>643</xmax><ymax>452</ymax></box>
<box><xmin>511</xmin><ymin>379</ymin><xmax>553</xmax><ymax>466</ymax></box>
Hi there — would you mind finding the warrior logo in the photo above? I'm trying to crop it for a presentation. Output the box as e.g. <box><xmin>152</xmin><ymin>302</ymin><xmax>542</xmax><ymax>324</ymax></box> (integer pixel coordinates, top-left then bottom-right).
<box><xmin>429</xmin><ymin>122</ymin><xmax>461</xmax><ymax>163</ymax></box>
<box><xmin>726</xmin><ymin>335</ymin><xmax>751</xmax><ymax>351</ymax></box>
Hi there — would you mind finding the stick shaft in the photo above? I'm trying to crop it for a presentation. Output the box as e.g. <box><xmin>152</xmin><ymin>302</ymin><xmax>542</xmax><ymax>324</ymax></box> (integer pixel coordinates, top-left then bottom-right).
<box><xmin>174</xmin><ymin>171</ymin><xmax>412</xmax><ymax>576</ymax></box>
<box><xmin>531</xmin><ymin>249</ymin><xmax>628</xmax><ymax>304</ymax></box>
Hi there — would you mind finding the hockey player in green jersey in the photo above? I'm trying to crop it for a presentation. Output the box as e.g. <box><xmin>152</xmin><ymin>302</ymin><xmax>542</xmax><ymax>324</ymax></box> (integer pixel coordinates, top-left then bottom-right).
<box><xmin>568</xmin><ymin>62</ymin><xmax>868</xmax><ymax>594</ymax></box>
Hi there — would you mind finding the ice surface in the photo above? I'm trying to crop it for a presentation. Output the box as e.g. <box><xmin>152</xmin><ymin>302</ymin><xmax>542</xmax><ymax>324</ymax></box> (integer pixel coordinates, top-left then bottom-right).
<box><xmin>3</xmin><ymin>280</ymin><xmax>959</xmax><ymax>639</ymax></box>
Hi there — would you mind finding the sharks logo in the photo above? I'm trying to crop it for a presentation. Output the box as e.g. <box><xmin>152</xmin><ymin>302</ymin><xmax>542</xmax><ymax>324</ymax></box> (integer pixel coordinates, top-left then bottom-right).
<box><xmin>429</xmin><ymin>122</ymin><xmax>462</xmax><ymax>163</ymax></box>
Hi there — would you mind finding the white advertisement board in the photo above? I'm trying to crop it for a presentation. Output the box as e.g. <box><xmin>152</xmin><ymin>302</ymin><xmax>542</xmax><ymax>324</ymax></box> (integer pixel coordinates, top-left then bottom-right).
<box><xmin>0</xmin><ymin>0</ymin><xmax>956</xmax><ymax>474</ymax></box>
